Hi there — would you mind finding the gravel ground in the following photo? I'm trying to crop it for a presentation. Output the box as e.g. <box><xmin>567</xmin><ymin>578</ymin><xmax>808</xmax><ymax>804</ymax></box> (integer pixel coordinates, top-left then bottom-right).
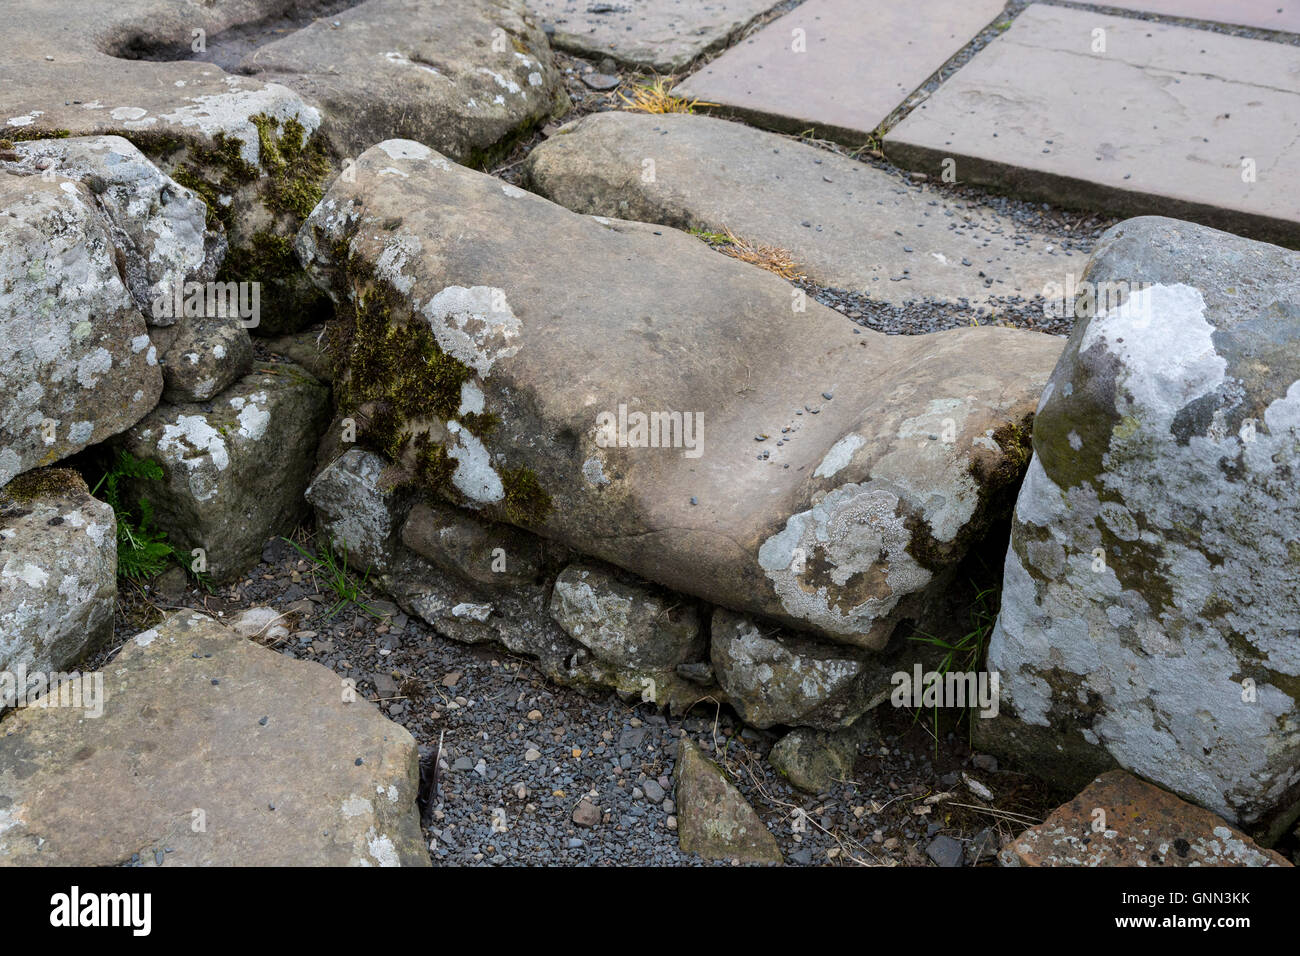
<box><xmin>104</xmin><ymin>529</ymin><xmax>1061</xmax><ymax>867</ymax></box>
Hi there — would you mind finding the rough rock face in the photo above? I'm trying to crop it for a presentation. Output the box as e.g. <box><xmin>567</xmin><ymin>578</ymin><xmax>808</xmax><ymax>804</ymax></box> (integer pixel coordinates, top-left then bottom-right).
<box><xmin>240</xmin><ymin>0</ymin><xmax>568</xmax><ymax>162</ymax></box>
<box><xmin>0</xmin><ymin>170</ymin><xmax>163</xmax><ymax>485</ymax></box>
<box><xmin>550</xmin><ymin>564</ymin><xmax>704</xmax><ymax>670</ymax></box>
<box><xmin>306</xmin><ymin>448</ymin><xmax>410</xmax><ymax>574</ymax></box>
<box><xmin>1</xmin><ymin>136</ymin><xmax>222</xmax><ymax>316</ymax></box>
<box><xmin>524</xmin><ymin>111</ymin><xmax>1079</xmax><ymax>309</ymax></box>
<box><xmin>984</xmin><ymin>217</ymin><xmax>1300</xmax><ymax>834</ymax></box>
<box><xmin>2</xmin><ymin>2</ymin><xmax>568</xmax><ymax>335</ymax></box>
<box><xmin>404</xmin><ymin>499</ymin><xmax>545</xmax><ymax>588</ymax></box>
<box><xmin>769</xmin><ymin>723</ymin><xmax>867</xmax><ymax>793</ymax></box>
<box><xmin>122</xmin><ymin>361</ymin><xmax>330</xmax><ymax>582</ymax></box>
<box><xmin>154</xmin><ymin>315</ymin><xmax>255</xmax><ymax>402</ymax></box>
<box><xmin>297</xmin><ymin>139</ymin><xmax>1061</xmax><ymax>653</ymax></box>
<box><xmin>0</xmin><ymin>611</ymin><xmax>429</xmax><ymax>866</ymax></box>
<box><xmin>711</xmin><ymin>608</ymin><xmax>895</xmax><ymax>730</ymax></box>
<box><xmin>0</xmin><ymin>470</ymin><xmax>116</xmax><ymax>682</ymax></box>
<box><xmin>674</xmin><ymin>738</ymin><xmax>782</xmax><ymax>864</ymax></box>
<box><xmin>1001</xmin><ymin>771</ymin><xmax>1291</xmax><ymax>867</ymax></box>
<box><xmin>305</xmin><ymin>449</ymin><xmax>709</xmax><ymax>710</ymax></box>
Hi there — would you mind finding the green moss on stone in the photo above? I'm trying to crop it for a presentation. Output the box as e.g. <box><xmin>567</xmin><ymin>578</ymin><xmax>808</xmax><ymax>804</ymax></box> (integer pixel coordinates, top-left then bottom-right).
<box><xmin>1</xmin><ymin>467</ymin><xmax>87</xmax><ymax>503</ymax></box>
<box><xmin>502</xmin><ymin>466</ymin><xmax>552</xmax><ymax>525</ymax></box>
<box><xmin>250</xmin><ymin>114</ymin><xmax>330</xmax><ymax>219</ymax></box>
<box><xmin>9</xmin><ymin>127</ymin><xmax>70</xmax><ymax>141</ymax></box>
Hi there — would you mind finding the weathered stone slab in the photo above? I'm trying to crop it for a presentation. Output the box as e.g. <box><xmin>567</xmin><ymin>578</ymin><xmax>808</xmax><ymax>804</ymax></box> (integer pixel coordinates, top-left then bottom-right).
<box><xmin>1101</xmin><ymin>0</ymin><xmax>1300</xmax><ymax>34</ymax></box>
<box><xmin>525</xmin><ymin>111</ymin><xmax>1082</xmax><ymax>308</ymax></box>
<box><xmin>674</xmin><ymin>738</ymin><xmax>782</xmax><ymax>864</ymax></box>
<box><xmin>884</xmin><ymin>5</ymin><xmax>1300</xmax><ymax>245</ymax></box>
<box><xmin>299</xmin><ymin>140</ymin><xmax>1061</xmax><ymax>651</ymax></box>
<box><xmin>0</xmin><ymin>611</ymin><xmax>429</xmax><ymax>866</ymax></box>
<box><xmin>1001</xmin><ymin>771</ymin><xmax>1291</xmax><ymax>867</ymax></box>
<box><xmin>527</xmin><ymin>0</ymin><xmax>780</xmax><ymax>72</ymax></box>
<box><xmin>0</xmin><ymin>470</ymin><xmax>116</xmax><ymax>682</ymax></box>
<box><xmin>240</xmin><ymin>0</ymin><xmax>568</xmax><ymax>161</ymax></box>
<box><xmin>984</xmin><ymin>217</ymin><xmax>1300</xmax><ymax>835</ymax></box>
<box><xmin>122</xmin><ymin>362</ymin><xmax>330</xmax><ymax>583</ymax></box>
<box><xmin>676</xmin><ymin>0</ymin><xmax>1005</xmax><ymax>144</ymax></box>
<box><xmin>0</xmin><ymin>170</ymin><xmax>163</xmax><ymax>486</ymax></box>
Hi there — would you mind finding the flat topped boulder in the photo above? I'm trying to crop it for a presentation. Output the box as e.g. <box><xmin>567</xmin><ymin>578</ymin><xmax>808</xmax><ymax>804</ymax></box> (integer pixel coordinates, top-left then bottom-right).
<box><xmin>1001</xmin><ymin>771</ymin><xmax>1291</xmax><ymax>867</ymax></box>
<box><xmin>1</xmin><ymin>0</ymin><xmax>564</xmax><ymax>165</ymax></box>
<box><xmin>884</xmin><ymin>4</ymin><xmax>1300</xmax><ymax>245</ymax></box>
<box><xmin>0</xmin><ymin>611</ymin><xmax>429</xmax><ymax>866</ymax></box>
<box><xmin>524</xmin><ymin>111</ymin><xmax>1082</xmax><ymax>309</ymax></box>
<box><xmin>298</xmin><ymin>140</ymin><xmax>1062</xmax><ymax>650</ymax></box>
<box><xmin>239</xmin><ymin>0</ymin><xmax>567</xmax><ymax>161</ymax></box>
<box><xmin>527</xmin><ymin>0</ymin><xmax>780</xmax><ymax>72</ymax></box>
<box><xmin>0</xmin><ymin>0</ymin><xmax>321</xmax><ymax>162</ymax></box>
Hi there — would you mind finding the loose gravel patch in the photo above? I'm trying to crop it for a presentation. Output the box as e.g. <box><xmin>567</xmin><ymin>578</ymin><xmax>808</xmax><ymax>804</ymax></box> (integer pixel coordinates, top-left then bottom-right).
<box><xmin>103</xmin><ymin>530</ymin><xmax>1061</xmax><ymax>867</ymax></box>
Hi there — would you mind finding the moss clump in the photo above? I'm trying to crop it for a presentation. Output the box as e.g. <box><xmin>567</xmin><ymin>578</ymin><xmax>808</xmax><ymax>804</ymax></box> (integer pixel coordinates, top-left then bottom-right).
<box><xmin>334</xmin><ymin>280</ymin><xmax>470</xmax><ymax>428</ymax></box>
<box><xmin>9</xmin><ymin>127</ymin><xmax>71</xmax><ymax>141</ymax></box>
<box><xmin>1</xmin><ymin>468</ymin><xmax>87</xmax><ymax>504</ymax></box>
<box><xmin>969</xmin><ymin>417</ymin><xmax>1033</xmax><ymax>495</ymax></box>
<box><xmin>502</xmin><ymin>466</ymin><xmax>552</xmax><ymax>525</ymax></box>
<box><xmin>459</xmin><ymin>410</ymin><xmax>500</xmax><ymax>438</ymax></box>
<box><xmin>250</xmin><ymin>114</ymin><xmax>331</xmax><ymax>219</ymax></box>
<box><xmin>412</xmin><ymin>435</ymin><xmax>456</xmax><ymax>490</ymax></box>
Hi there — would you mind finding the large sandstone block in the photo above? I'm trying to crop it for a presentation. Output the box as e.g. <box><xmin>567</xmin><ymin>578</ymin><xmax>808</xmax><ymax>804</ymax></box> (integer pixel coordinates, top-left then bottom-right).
<box><xmin>0</xmin><ymin>611</ymin><xmax>429</xmax><ymax>866</ymax></box>
<box><xmin>122</xmin><ymin>362</ymin><xmax>330</xmax><ymax>583</ymax></box>
<box><xmin>985</xmin><ymin>217</ymin><xmax>1300</xmax><ymax>836</ymax></box>
<box><xmin>1</xmin><ymin>1</ymin><xmax>565</xmax><ymax>333</ymax></box>
<box><xmin>0</xmin><ymin>470</ymin><xmax>116</xmax><ymax>682</ymax></box>
<box><xmin>298</xmin><ymin>140</ymin><xmax>1062</xmax><ymax>652</ymax></box>
<box><xmin>524</xmin><ymin>111</ymin><xmax>1082</xmax><ymax>310</ymax></box>
<box><xmin>1</xmin><ymin>1</ymin><xmax>332</xmax><ymax>329</ymax></box>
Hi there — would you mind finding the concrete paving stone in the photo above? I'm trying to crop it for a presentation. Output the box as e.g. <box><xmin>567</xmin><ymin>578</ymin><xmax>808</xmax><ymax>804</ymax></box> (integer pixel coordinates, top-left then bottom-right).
<box><xmin>524</xmin><ymin>111</ymin><xmax>1083</xmax><ymax>308</ymax></box>
<box><xmin>675</xmin><ymin>0</ymin><xmax>1006</xmax><ymax>144</ymax></box>
<box><xmin>884</xmin><ymin>4</ymin><xmax>1300</xmax><ymax>244</ymax></box>
<box><xmin>1097</xmin><ymin>0</ymin><xmax>1300</xmax><ymax>34</ymax></box>
<box><xmin>527</xmin><ymin>0</ymin><xmax>782</xmax><ymax>72</ymax></box>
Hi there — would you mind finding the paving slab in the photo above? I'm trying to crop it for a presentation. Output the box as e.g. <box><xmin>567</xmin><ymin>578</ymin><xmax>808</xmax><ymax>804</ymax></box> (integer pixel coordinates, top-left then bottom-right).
<box><xmin>524</xmin><ymin>111</ymin><xmax>1084</xmax><ymax>309</ymax></box>
<box><xmin>675</xmin><ymin>0</ymin><xmax>1006</xmax><ymax>144</ymax></box>
<box><xmin>885</xmin><ymin>4</ymin><xmax>1300</xmax><ymax>245</ymax></box>
<box><xmin>1098</xmin><ymin>0</ymin><xmax>1300</xmax><ymax>34</ymax></box>
<box><xmin>527</xmin><ymin>0</ymin><xmax>781</xmax><ymax>72</ymax></box>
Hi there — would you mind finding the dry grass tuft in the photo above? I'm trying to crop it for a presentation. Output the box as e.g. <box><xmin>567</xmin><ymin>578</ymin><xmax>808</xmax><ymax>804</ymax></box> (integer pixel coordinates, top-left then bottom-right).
<box><xmin>692</xmin><ymin>226</ymin><xmax>806</xmax><ymax>281</ymax></box>
<box><xmin>619</xmin><ymin>77</ymin><xmax>716</xmax><ymax>114</ymax></box>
